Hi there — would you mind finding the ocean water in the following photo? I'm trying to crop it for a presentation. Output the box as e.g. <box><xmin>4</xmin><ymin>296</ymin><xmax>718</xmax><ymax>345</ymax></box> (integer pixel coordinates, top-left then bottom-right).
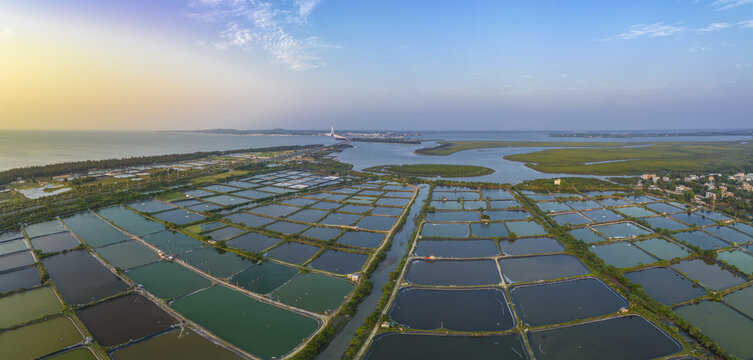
<box><xmin>1</xmin><ymin>130</ymin><xmax>748</xmax><ymax>183</ymax></box>
<box><xmin>0</xmin><ymin>131</ymin><xmax>336</xmax><ymax>171</ymax></box>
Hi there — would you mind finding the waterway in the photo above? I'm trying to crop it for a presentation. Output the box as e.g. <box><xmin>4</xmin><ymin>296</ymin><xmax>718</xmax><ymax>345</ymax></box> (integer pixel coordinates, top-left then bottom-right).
<box><xmin>315</xmin><ymin>184</ymin><xmax>428</xmax><ymax>360</ymax></box>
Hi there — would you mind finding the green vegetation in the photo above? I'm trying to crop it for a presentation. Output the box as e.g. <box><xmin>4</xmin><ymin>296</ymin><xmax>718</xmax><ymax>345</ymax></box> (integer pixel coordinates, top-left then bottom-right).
<box><xmin>415</xmin><ymin>141</ymin><xmax>626</xmax><ymax>155</ymax></box>
<box><xmin>364</xmin><ymin>164</ymin><xmax>494</xmax><ymax>178</ymax></box>
<box><xmin>504</xmin><ymin>141</ymin><xmax>753</xmax><ymax>175</ymax></box>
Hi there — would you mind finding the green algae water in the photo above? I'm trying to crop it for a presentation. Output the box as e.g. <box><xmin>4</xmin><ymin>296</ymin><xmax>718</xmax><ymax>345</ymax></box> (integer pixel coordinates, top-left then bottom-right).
<box><xmin>0</xmin><ymin>317</ymin><xmax>83</xmax><ymax>359</ymax></box>
<box><xmin>171</xmin><ymin>286</ymin><xmax>319</xmax><ymax>359</ymax></box>
<box><xmin>125</xmin><ymin>261</ymin><xmax>211</xmax><ymax>299</ymax></box>
<box><xmin>110</xmin><ymin>329</ymin><xmax>242</xmax><ymax>360</ymax></box>
<box><xmin>675</xmin><ymin>301</ymin><xmax>753</xmax><ymax>359</ymax></box>
<box><xmin>272</xmin><ymin>273</ymin><xmax>354</xmax><ymax>313</ymax></box>
<box><xmin>0</xmin><ymin>286</ymin><xmax>62</xmax><ymax>328</ymax></box>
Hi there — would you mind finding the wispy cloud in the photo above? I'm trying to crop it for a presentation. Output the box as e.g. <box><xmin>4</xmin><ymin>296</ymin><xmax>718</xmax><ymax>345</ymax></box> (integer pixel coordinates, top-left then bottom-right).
<box><xmin>739</xmin><ymin>20</ymin><xmax>753</xmax><ymax>28</ymax></box>
<box><xmin>1</xmin><ymin>26</ymin><xmax>14</xmax><ymax>38</ymax></box>
<box><xmin>189</xmin><ymin>0</ymin><xmax>332</xmax><ymax>70</ymax></box>
<box><xmin>712</xmin><ymin>0</ymin><xmax>753</xmax><ymax>10</ymax></box>
<box><xmin>604</xmin><ymin>23</ymin><xmax>684</xmax><ymax>41</ymax></box>
<box><xmin>697</xmin><ymin>22</ymin><xmax>731</xmax><ymax>32</ymax></box>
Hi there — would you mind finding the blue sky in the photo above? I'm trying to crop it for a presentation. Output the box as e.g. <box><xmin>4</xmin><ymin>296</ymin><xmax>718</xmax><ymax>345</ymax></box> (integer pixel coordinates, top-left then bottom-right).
<box><xmin>1</xmin><ymin>0</ymin><xmax>752</xmax><ymax>130</ymax></box>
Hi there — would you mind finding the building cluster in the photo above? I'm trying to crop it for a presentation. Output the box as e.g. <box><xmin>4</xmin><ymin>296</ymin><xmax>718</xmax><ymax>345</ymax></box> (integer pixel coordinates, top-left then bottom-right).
<box><xmin>639</xmin><ymin>172</ymin><xmax>753</xmax><ymax>205</ymax></box>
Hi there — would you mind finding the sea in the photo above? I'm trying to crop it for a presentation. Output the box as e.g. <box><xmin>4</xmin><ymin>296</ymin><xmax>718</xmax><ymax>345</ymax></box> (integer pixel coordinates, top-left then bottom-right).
<box><xmin>1</xmin><ymin>130</ymin><xmax>749</xmax><ymax>184</ymax></box>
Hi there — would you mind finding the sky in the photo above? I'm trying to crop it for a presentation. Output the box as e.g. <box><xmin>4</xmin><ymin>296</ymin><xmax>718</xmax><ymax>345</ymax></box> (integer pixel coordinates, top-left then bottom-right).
<box><xmin>1</xmin><ymin>0</ymin><xmax>752</xmax><ymax>131</ymax></box>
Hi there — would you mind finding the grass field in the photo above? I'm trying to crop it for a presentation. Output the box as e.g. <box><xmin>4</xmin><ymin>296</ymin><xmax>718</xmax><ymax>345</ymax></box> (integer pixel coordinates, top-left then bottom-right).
<box><xmin>415</xmin><ymin>141</ymin><xmax>628</xmax><ymax>155</ymax></box>
<box><xmin>364</xmin><ymin>164</ymin><xmax>495</xmax><ymax>177</ymax></box>
<box><xmin>504</xmin><ymin>141</ymin><xmax>753</xmax><ymax>175</ymax></box>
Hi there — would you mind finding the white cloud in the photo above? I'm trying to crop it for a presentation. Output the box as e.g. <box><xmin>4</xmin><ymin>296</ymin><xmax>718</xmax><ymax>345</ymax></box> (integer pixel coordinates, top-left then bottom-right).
<box><xmin>605</xmin><ymin>23</ymin><xmax>684</xmax><ymax>41</ymax></box>
<box><xmin>689</xmin><ymin>46</ymin><xmax>710</xmax><ymax>52</ymax></box>
<box><xmin>189</xmin><ymin>0</ymin><xmax>331</xmax><ymax>70</ymax></box>
<box><xmin>1</xmin><ymin>26</ymin><xmax>14</xmax><ymax>37</ymax></box>
<box><xmin>739</xmin><ymin>20</ymin><xmax>753</xmax><ymax>28</ymax></box>
<box><xmin>697</xmin><ymin>22</ymin><xmax>731</xmax><ymax>32</ymax></box>
<box><xmin>712</xmin><ymin>0</ymin><xmax>753</xmax><ymax>10</ymax></box>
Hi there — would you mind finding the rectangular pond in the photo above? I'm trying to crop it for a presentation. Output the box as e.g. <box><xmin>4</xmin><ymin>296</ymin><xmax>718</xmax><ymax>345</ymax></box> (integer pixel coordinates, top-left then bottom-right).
<box><xmin>271</xmin><ymin>273</ymin><xmax>354</xmax><ymax>313</ymax></box>
<box><xmin>624</xmin><ymin>267</ymin><xmax>705</xmax><ymax>305</ymax></box>
<box><xmin>0</xmin><ymin>286</ymin><xmax>62</xmax><ymax>328</ymax></box>
<box><xmin>365</xmin><ymin>333</ymin><xmax>527</xmax><ymax>360</ymax></box>
<box><xmin>61</xmin><ymin>212</ymin><xmax>130</xmax><ymax>247</ymax></box>
<box><xmin>592</xmin><ymin>222</ymin><xmax>653</xmax><ymax>239</ymax></box>
<box><xmin>0</xmin><ymin>316</ymin><xmax>83</xmax><ymax>359</ymax></box>
<box><xmin>180</xmin><ymin>247</ymin><xmax>253</xmax><ymax>278</ymax></box>
<box><xmin>141</xmin><ymin>230</ymin><xmax>204</xmax><ymax>255</ymax></box>
<box><xmin>724</xmin><ymin>286</ymin><xmax>753</xmax><ymax>319</ymax></box>
<box><xmin>716</xmin><ymin>250</ymin><xmax>753</xmax><ymax>275</ymax></box>
<box><xmin>672</xmin><ymin>230</ymin><xmax>728</xmax><ymax>250</ymax></box>
<box><xmin>97</xmin><ymin>206</ymin><xmax>165</xmax><ymax>236</ymax></box>
<box><xmin>127</xmin><ymin>199</ymin><xmax>174</xmax><ymax>213</ymax></box>
<box><xmin>580</xmin><ymin>209</ymin><xmax>624</xmax><ymax>223</ymax></box>
<box><xmin>421</xmin><ymin>223</ymin><xmax>469</xmax><ymax>238</ymax></box>
<box><xmin>528</xmin><ymin>316</ymin><xmax>680</xmax><ymax>360</ymax></box>
<box><xmin>96</xmin><ymin>240</ymin><xmax>160</xmax><ymax>270</ymax></box>
<box><xmin>265</xmin><ymin>242</ymin><xmax>321</xmax><ymax>264</ymax></box>
<box><xmin>389</xmin><ymin>288</ymin><xmax>513</xmax><ymax>331</ymax></box>
<box><xmin>675</xmin><ymin>301</ymin><xmax>753</xmax><ymax>360</ymax></box>
<box><xmin>615</xmin><ymin>206</ymin><xmax>656</xmax><ymax>218</ymax></box>
<box><xmin>24</xmin><ymin>220</ymin><xmax>65</xmax><ymax>238</ymax></box>
<box><xmin>0</xmin><ymin>251</ymin><xmax>35</xmax><ymax>272</ymax></box>
<box><xmin>171</xmin><ymin>285</ymin><xmax>319</xmax><ymax>359</ymax></box>
<box><xmin>0</xmin><ymin>266</ymin><xmax>41</xmax><ymax>293</ymax></box>
<box><xmin>227</xmin><ymin>232</ymin><xmax>281</xmax><ymax>253</ymax></box>
<box><xmin>590</xmin><ymin>242</ymin><xmax>657</xmax><ymax>268</ymax></box>
<box><xmin>76</xmin><ymin>294</ymin><xmax>177</xmax><ymax>347</ymax></box>
<box><xmin>510</xmin><ymin>277</ymin><xmax>627</xmax><ymax>326</ymax></box>
<box><xmin>405</xmin><ymin>259</ymin><xmax>501</xmax><ymax>286</ymax></box>
<box><xmin>505</xmin><ymin>220</ymin><xmax>547</xmax><ymax>237</ymax></box>
<box><xmin>337</xmin><ymin>231</ymin><xmax>384</xmax><ymax>249</ymax></box>
<box><xmin>414</xmin><ymin>239</ymin><xmax>499</xmax><ymax>258</ymax></box>
<box><xmin>498</xmin><ymin>237</ymin><xmax>564</xmax><ymax>256</ymax></box>
<box><xmin>499</xmin><ymin>254</ymin><xmax>588</xmax><ymax>283</ymax></box>
<box><xmin>126</xmin><ymin>261</ymin><xmax>211</xmax><ymax>299</ymax></box>
<box><xmin>642</xmin><ymin>216</ymin><xmax>687</xmax><ymax>231</ymax></box>
<box><xmin>230</xmin><ymin>262</ymin><xmax>299</xmax><ymax>294</ymax></box>
<box><xmin>356</xmin><ymin>215</ymin><xmax>396</xmax><ymax>231</ymax></box>
<box><xmin>425</xmin><ymin>211</ymin><xmax>478</xmax><ymax>222</ymax></box>
<box><xmin>30</xmin><ymin>231</ymin><xmax>80</xmax><ymax>253</ymax></box>
<box><xmin>308</xmin><ymin>250</ymin><xmax>368</xmax><ymax>274</ymax></box>
<box><xmin>41</xmin><ymin>250</ymin><xmax>128</xmax><ymax>305</ymax></box>
<box><xmin>633</xmin><ymin>238</ymin><xmax>691</xmax><ymax>260</ymax></box>
<box><xmin>152</xmin><ymin>208</ymin><xmax>205</xmax><ymax>225</ymax></box>
<box><xmin>672</xmin><ymin>259</ymin><xmax>746</xmax><ymax>290</ymax></box>
<box><xmin>567</xmin><ymin>228</ymin><xmax>605</xmax><ymax>244</ymax></box>
<box><xmin>550</xmin><ymin>213</ymin><xmax>592</xmax><ymax>226</ymax></box>
<box><xmin>469</xmin><ymin>222</ymin><xmax>509</xmax><ymax>238</ymax></box>
<box><xmin>109</xmin><ymin>328</ymin><xmax>243</xmax><ymax>360</ymax></box>
<box><xmin>224</xmin><ymin>212</ymin><xmax>275</xmax><ymax>227</ymax></box>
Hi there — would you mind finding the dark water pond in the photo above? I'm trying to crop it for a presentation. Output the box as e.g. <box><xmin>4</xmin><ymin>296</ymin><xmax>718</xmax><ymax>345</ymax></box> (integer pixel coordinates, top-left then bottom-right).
<box><xmin>510</xmin><ymin>277</ymin><xmax>627</xmax><ymax>326</ymax></box>
<box><xmin>141</xmin><ymin>230</ymin><xmax>204</xmax><ymax>255</ymax></box>
<box><xmin>227</xmin><ymin>232</ymin><xmax>280</xmax><ymax>253</ymax></box>
<box><xmin>405</xmin><ymin>259</ymin><xmax>501</xmax><ymax>286</ymax></box>
<box><xmin>180</xmin><ymin>247</ymin><xmax>252</xmax><ymax>278</ymax></box>
<box><xmin>42</xmin><ymin>250</ymin><xmax>127</xmax><ymax>305</ymax></box>
<box><xmin>0</xmin><ymin>266</ymin><xmax>40</xmax><ymax>293</ymax></box>
<box><xmin>365</xmin><ymin>333</ymin><xmax>528</xmax><ymax>360</ymax></box>
<box><xmin>61</xmin><ymin>212</ymin><xmax>129</xmax><ymax>248</ymax></box>
<box><xmin>390</xmin><ymin>288</ymin><xmax>513</xmax><ymax>331</ymax></box>
<box><xmin>77</xmin><ymin>294</ymin><xmax>177</xmax><ymax>346</ymax></box>
<box><xmin>528</xmin><ymin>316</ymin><xmax>680</xmax><ymax>360</ymax></box>
<box><xmin>499</xmin><ymin>237</ymin><xmax>564</xmax><ymax>256</ymax></box>
<box><xmin>308</xmin><ymin>250</ymin><xmax>368</xmax><ymax>274</ymax></box>
<box><xmin>337</xmin><ymin>231</ymin><xmax>384</xmax><ymax>248</ymax></box>
<box><xmin>265</xmin><ymin>242</ymin><xmax>321</xmax><ymax>264</ymax></box>
<box><xmin>624</xmin><ymin>267</ymin><xmax>704</xmax><ymax>305</ymax></box>
<box><xmin>30</xmin><ymin>232</ymin><xmax>80</xmax><ymax>253</ymax></box>
<box><xmin>499</xmin><ymin>255</ymin><xmax>588</xmax><ymax>283</ymax></box>
<box><xmin>230</xmin><ymin>261</ymin><xmax>299</xmax><ymax>294</ymax></box>
<box><xmin>414</xmin><ymin>239</ymin><xmax>498</xmax><ymax>258</ymax></box>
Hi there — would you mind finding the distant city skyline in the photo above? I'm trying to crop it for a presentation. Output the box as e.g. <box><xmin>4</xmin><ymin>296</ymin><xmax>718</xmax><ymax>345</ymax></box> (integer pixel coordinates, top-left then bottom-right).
<box><xmin>1</xmin><ymin>0</ymin><xmax>752</xmax><ymax>130</ymax></box>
